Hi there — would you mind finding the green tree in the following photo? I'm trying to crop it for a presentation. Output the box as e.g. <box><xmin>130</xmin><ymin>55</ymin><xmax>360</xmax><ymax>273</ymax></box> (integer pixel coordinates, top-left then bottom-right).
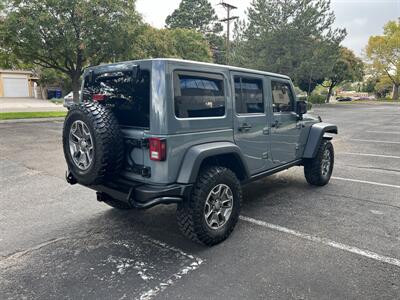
<box><xmin>0</xmin><ymin>0</ymin><xmax>142</xmax><ymax>102</ymax></box>
<box><xmin>324</xmin><ymin>47</ymin><xmax>364</xmax><ymax>102</ymax></box>
<box><xmin>169</xmin><ymin>28</ymin><xmax>213</xmax><ymax>62</ymax></box>
<box><xmin>165</xmin><ymin>0</ymin><xmax>224</xmax><ymax>62</ymax></box>
<box><xmin>166</xmin><ymin>0</ymin><xmax>222</xmax><ymax>35</ymax></box>
<box><xmin>231</xmin><ymin>0</ymin><xmax>346</xmax><ymax>94</ymax></box>
<box><xmin>374</xmin><ymin>76</ymin><xmax>394</xmax><ymax>99</ymax></box>
<box><xmin>131</xmin><ymin>26</ymin><xmax>212</xmax><ymax>62</ymax></box>
<box><xmin>366</xmin><ymin>20</ymin><xmax>400</xmax><ymax>100</ymax></box>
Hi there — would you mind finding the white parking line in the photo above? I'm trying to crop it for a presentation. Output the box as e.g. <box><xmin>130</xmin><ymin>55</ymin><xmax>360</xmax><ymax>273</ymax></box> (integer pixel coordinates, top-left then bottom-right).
<box><xmin>138</xmin><ymin>236</ymin><xmax>204</xmax><ymax>300</ymax></box>
<box><xmin>340</xmin><ymin>152</ymin><xmax>400</xmax><ymax>159</ymax></box>
<box><xmin>240</xmin><ymin>216</ymin><xmax>400</xmax><ymax>268</ymax></box>
<box><xmin>332</xmin><ymin>177</ymin><xmax>400</xmax><ymax>189</ymax></box>
<box><xmin>366</xmin><ymin>131</ymin><xmax>400</xmax><ymax>135</ymax></box>
<box><xmin>350</xmin><ymin>139</ymin><xmax>400</xmax><ymax>144</ymax></box>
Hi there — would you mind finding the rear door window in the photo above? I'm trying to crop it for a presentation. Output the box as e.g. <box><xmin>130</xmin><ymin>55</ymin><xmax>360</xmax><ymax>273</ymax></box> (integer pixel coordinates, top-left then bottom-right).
<box><xmin>174</xmin><ymin>71</ymin><xmax>225</xmax><ymax>118</ymax></box>
<box><xmin>234</xmin><ymin>77</ymin><xmax>264</xmax><ymax>114</ymax></box>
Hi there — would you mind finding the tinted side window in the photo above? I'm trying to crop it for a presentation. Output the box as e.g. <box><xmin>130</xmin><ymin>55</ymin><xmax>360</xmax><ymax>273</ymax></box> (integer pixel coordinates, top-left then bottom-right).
<box><xmin>234</xmin><ymin>77</ymin><xmax>264</xmax><ymax>114</ymax></box>
<box><xmin>271</xmin><ymin>81</ymin><xmax>294</xmax><ymax>112</ymax></box>
<box><xmin>174</xmin><ymin>72</ymin><xmax>225</xmax><ymax>118</ymax></box>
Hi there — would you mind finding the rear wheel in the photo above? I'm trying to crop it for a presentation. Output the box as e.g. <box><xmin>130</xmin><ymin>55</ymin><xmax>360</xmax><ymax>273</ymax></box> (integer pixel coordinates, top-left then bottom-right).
<box><xmin>304</xmin><ymin>140</ymin><xmax>334</xmax><ymax>186</ymax></box>
<box><xmin>177</xmin><ymin>166</ymin><xmax>242</xmax><ymax>246</ymax></box>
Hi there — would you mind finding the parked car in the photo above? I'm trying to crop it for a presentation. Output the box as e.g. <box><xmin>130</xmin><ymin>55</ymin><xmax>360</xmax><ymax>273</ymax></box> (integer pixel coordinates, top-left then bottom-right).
<box><xmin>62</xmin><ymin>59</ymin><xmax>337</xmax><ymax>245</ymax></box>
<box><xmin>63</xmin><ymin>91</ymin><xmax>81</xmax><ymax>108</ymax></box>
<box><xmin>336</xmin><ymin>96</ymin><xmax>352</xmax><ymax>102</ymax></box>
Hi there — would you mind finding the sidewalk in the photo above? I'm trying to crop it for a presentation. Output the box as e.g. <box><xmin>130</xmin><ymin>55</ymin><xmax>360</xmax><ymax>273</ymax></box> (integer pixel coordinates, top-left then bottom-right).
<box><xmin>0</xmin><ymin>97</ymin><xmax>67</xmax><ymax>113</ymax></box>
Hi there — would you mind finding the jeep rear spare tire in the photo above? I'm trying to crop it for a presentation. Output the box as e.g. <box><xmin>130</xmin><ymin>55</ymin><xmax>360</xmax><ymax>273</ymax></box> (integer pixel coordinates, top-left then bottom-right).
<box><xmin>63</xmin><ymin>102</ymin><xmax>124</xmax><ymax>186</ymax></box>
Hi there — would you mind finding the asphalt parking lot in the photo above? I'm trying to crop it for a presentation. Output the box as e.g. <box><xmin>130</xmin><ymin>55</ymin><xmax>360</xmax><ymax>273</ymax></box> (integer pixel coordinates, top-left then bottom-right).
<box><xmin>1</xmin><ymin>103</ymin><xmax>399</xmax><ymax>299</ymax></box>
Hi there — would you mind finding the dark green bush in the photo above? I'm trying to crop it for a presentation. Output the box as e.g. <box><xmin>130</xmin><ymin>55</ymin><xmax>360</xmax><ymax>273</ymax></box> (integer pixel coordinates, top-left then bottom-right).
<box><xmin>307</xmin><ymin>94</ymin><xmax>326</xmax><ymax>104</ymax></box>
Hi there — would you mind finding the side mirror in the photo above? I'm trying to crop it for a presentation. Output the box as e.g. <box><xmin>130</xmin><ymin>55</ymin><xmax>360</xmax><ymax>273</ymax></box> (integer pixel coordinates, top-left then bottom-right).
<box><xmin>296</xmin><ymin>100</ymin><xmax>307</xmax><ymax>118</ymax></box>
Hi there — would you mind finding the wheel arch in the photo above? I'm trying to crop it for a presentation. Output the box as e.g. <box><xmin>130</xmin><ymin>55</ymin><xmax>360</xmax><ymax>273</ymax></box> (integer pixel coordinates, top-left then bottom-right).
<box><xmin>303</xmin><ymin>122</ymin><xmax>338</xmax><ymax>159</ymax></box>
<box><xmin>176</xmin><ymin>142</ymin><xmax>250</xmax><ymax>184</ymax></box>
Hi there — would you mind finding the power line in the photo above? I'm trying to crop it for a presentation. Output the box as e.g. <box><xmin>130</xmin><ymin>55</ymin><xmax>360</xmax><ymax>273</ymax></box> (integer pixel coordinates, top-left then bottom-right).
<box><xmin>219</xmin><ymin>1</ymin><xmax>238</xmax><ymax>64</ymax></box>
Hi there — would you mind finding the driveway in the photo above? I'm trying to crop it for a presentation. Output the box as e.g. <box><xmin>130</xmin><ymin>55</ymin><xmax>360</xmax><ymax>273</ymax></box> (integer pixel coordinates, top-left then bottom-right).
<box><xmin>0</xmin><ymin>97</ymin><xmax>67</xmax><ymax>112</ymax></box>
<box><xmin>0</xmin><ymin>103</ymin><xmax>399</xmax><ymax>299</ymax></box>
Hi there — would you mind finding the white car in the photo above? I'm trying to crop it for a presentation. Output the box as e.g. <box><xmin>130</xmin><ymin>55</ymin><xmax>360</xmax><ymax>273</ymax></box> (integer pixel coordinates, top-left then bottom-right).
<box><xmin>63</xmin><ymin>91</ymin><xmax>81</xmax><ymax>108</ymax></box>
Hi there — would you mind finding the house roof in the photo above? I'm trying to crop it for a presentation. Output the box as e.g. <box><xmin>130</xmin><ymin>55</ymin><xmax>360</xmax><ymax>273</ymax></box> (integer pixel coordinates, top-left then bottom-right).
<box><xmin>0</xmin><ymin>69</ymin><xmax>34</xmax><ymax>75</ymax></box>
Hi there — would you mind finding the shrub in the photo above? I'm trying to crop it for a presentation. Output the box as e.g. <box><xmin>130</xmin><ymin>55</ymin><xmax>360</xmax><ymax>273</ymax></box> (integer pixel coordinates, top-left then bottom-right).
<box><xmin>307</xmin><ymin>94</ymin><xmax>326</xmax><ymax>104</ymax></box>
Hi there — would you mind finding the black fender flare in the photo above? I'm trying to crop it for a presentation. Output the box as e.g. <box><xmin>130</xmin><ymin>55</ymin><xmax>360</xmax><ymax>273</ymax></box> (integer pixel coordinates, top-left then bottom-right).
<box><xmin>176</xmin><ymin>142</ymin><xmax>250</xmax><ymax>184</ymax></box>
<box><xmin>303</xmin><ymin>122</ymin><xmax>338</xmax><ymax>158</ymax></box>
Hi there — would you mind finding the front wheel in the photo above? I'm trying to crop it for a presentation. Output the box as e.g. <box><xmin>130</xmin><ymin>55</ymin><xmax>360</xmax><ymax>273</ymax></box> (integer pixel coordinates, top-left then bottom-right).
<box><xmin>304</xmin><ymin>140</ymin><xmax>334</xmax><ymax>186</ymax></box>
<box><xmin>177</xmin><ymin>166</ymin><xmax>242</xmax><ymax>246</ymax></box>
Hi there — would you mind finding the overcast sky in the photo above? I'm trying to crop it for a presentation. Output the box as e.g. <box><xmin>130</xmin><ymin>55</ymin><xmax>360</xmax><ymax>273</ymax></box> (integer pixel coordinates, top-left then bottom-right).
<box><xmin>136</xmin><ymin>0</ymin><xmax>400</xmax><ymax>56</ymax></box>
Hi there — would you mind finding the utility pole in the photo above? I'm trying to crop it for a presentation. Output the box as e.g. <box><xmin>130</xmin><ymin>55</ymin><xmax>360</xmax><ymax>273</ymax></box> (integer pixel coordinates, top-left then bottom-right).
<box><xmin>219</xmin><ymin>1</ymin><xmax>238</xmax><ymax>64</ymax></box>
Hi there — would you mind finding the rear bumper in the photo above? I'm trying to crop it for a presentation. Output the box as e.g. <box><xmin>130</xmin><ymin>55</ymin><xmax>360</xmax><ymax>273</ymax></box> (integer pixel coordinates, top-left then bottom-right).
<box><xmin>90</xmin><ymin>179</ymin><xmax>193</xmax><ymax>209</ymax></box>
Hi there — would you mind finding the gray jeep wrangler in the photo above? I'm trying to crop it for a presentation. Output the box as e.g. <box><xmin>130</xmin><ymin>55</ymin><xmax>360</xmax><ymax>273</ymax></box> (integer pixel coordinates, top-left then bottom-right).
<box><xmin>63</xmin><ymin>59</ymin><xmax>337</xmax><ymax>245</ymax></box>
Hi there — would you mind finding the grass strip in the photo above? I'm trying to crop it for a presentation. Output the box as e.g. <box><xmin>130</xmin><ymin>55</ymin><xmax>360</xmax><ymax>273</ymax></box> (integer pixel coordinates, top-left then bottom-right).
<box><xmin>0</xmin><ymin>111</ymin><xmax>67</xmax><ymax>120</ymax></box>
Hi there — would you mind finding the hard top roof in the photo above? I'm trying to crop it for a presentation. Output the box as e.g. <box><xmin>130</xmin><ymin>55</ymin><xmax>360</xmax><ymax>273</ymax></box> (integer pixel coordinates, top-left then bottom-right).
<box><xmin>85</xmin><ymin>58</ymin><xmax>291</xmax><ymax>80</ymax></box>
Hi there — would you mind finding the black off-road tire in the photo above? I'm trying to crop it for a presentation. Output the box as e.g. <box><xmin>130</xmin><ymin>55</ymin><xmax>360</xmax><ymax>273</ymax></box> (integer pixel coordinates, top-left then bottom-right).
<box><xmin>304</xmin><ymin>139</ymin><xmax>334</xmax><ymax>186</ymax></box>
<box><xmin>176</xmin><ymin>166</ymin><xmax>242</xmax><ymax>246</ymax></box>
<box><xmin>63</xmin><ymin>102</ymin><xmax>124</xmax><ymax>186</ymax></box>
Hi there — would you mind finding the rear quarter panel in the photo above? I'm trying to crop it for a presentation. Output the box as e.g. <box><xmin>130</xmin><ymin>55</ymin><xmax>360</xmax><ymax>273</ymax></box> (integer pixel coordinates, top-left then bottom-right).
<box><xmin>145</xmin><ymin>61</ymin><xmax>234</xmax><ymax>184</ymax></box>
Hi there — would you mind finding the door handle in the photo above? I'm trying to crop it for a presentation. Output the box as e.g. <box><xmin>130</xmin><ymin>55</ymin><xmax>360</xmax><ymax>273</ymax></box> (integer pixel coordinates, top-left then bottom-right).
<box><xmin>238</xmin><ymin>123</ymin><xmax>252</xmax><ymax>132</ymax></box>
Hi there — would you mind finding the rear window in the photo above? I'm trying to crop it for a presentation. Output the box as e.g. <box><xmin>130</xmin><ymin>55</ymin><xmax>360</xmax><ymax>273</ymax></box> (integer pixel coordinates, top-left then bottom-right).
<box><xmin>174</xmin><ymin>71</ymin><xmax>225</xmax><ymax>118</ymax></box>
<box><xmin>82</xmin><ymin>70</ymin><xmax>150</xmax><ymax>128</ymax></box>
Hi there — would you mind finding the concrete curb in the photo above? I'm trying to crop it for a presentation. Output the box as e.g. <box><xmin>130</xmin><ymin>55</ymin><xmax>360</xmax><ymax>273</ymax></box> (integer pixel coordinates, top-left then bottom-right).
<box><xmin>0</xmin><ymin>117</ymin><xmax>65</xmax><ymax>124</ymax></box>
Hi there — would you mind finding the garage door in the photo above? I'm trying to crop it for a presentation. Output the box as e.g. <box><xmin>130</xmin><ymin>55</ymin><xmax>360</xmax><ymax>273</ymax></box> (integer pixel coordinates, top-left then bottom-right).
<box><xmin>3</xmin><ymin>77</ymin><xmax>29</xmax><ymax>97</ymax></box>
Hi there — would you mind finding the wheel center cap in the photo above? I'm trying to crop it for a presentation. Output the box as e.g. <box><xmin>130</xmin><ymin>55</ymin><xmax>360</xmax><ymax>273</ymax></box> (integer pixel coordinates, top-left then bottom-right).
<box><xmin>80</xmin><ymin>140</ymin><xmax>87</xmax><ymax>150</ymax></box>
<box><xmin>214</xmin><ymin>200</ymin><xmax>221</xmax><ymax>211</ymax></box>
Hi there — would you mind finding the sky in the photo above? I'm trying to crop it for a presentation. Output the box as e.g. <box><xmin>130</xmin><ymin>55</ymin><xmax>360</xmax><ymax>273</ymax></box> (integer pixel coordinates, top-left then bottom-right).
<box><xmin>136</xmin><ymin>0</ymin><xmax>400</xmax><ymax>56</ymax></box>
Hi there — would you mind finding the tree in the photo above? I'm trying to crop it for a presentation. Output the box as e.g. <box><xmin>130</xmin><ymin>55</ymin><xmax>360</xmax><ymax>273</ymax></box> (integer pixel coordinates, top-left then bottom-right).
<box><xmin>231</xmin><ymin>0</ymin><xmax>346</xmax><ymax>94</ymax></box>
<box><xmin>165</xmin><ymin>0</ymin><xmax>224</xmax><ymax>62</ymax></box>
<box><xmin>366</xmin><ymin>20</ymin><xmax>400</xmax><ymax>100</ymax></box>
<box><xmin>131</xmin><ymin>26</ymin><xmax>212</xmax><ymax>62</ymax></box>
<box><xmin>0</xmin><ymin>0</ymin><xmax>142</xmax><ymax>102</ymax></box>
<box><xmin>169</xmin><ymin>28</ymin><xmax>213</xmax><ymax>62</ymax></box>
<box><xmin>324</xmin><ymin>47</ymin><xmax>364</xmax><ymax>102</ymax></box>
<box><xmin>166</xmin><ymin>0</ymin><xmax>222</xmax><ymax>35</ymax></box>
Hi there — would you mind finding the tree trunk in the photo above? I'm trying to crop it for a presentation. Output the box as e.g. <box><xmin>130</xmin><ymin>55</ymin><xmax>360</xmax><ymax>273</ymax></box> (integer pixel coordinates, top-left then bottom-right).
<box><xmin>392</xmin><ymin>83</ymin><xmax>399</xmax><ymax>101</ymax></box>
<box><xmin>326</xmin><ymin>84</ymin><xmax>334</xmax><ymax>103</ymax></box>
<box><xmin>71</xmin><ymin>72</ymin><xmax>81</xmax><ymax>103</ymax></box>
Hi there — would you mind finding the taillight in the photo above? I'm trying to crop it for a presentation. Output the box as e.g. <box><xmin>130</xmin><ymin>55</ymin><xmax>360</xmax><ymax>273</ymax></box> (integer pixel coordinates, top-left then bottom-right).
<box><xmin>92</xmin><ymin>94</ymin><xmax>106</xmax><ymax>102</ymax></box>
<box><xmin>149</xmin><ymin>138</ymin><xmax>166</xmax><ymax>161</ymax></box>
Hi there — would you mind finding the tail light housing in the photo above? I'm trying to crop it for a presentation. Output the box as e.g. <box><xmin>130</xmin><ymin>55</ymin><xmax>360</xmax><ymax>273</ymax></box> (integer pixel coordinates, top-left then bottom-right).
<box><xmin>149</xmin><ymin>138</ymin><xmax>166</xmax><ymax>161</ymax></box>
<box><xmin>92</xmin><ymin>94</ymin><xmax>106</xmax><ymax>102</ymax></box>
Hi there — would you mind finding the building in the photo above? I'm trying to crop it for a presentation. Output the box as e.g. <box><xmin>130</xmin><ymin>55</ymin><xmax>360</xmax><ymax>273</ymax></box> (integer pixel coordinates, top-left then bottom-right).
<box><xmin>0</xmin><ymin>70</ymin><xmax>38</xmax><ymax>98</ymax></box>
